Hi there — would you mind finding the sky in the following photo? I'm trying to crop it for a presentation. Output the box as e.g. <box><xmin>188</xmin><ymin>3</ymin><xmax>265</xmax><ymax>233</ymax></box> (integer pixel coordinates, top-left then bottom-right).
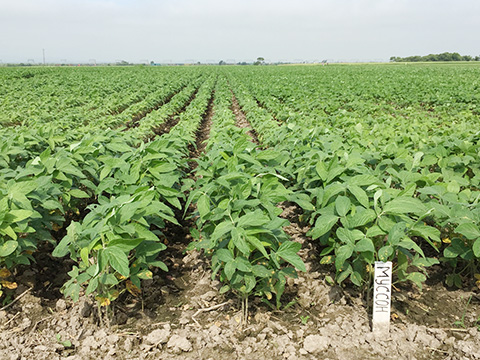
<box><xmin>0</xmin><ymin>0</ymin><xmax>478</xmax><ymax>64</ymax></box>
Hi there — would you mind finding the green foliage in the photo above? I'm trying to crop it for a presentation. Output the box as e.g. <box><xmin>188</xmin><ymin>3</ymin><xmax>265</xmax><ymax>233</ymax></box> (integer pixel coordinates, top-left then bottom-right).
<box><xmin>228</xmin><ymin>64</ymin><xmax>480</xmax><ymax>290</ymax></box>
<box><xmin>188</xmin><ymin>78</ymin><xmax>305</xmax><ymax>307</ymax></box>
<box><xmin>1</xmin><ymin>63</ymin><xmax>480</xmax><ymax>312</ymax></box>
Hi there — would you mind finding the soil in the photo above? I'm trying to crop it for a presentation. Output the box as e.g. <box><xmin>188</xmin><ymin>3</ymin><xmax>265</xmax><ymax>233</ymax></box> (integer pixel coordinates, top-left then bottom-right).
<box><xmin>2</xmin><ymin>87</ymin><xmax>479</xmax><ymax>360</ymax></box>
<box><xmin>151</xmin><ymin>87</ymin><xmax>201</xmax><ymax>138</ymax></box>
<box><xmin>230</xmin><ymin>94</ymin><xmax>259</xmax><ymax>144</ymax></box>
<box><xmin>192</xmin><ymin>90</ymin><xmax>215</xmax><ymax>157</ymax></box>
<box><xmin>126</xmin><ymin>85</ymin><xmax>188</xmax><ymax>129</ymax></box>
<box><xmin>1</xmin><ymin>203</ymin><xmax>479</xmax><ymax>360</ymax></box>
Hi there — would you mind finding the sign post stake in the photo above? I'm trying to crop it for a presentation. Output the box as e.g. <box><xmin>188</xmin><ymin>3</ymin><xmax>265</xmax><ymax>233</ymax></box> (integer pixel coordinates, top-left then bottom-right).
<box><xmin>372</xmin><ymin>261</ymin><xmax>392</xmax><ymax>334</ymax></box>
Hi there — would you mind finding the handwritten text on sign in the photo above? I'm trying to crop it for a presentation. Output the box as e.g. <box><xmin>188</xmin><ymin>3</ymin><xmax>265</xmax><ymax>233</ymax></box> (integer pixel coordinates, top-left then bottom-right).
<box><xmin>372</xmin><ymin>261</ymin><xmax>392</xmax><ymax>332</ymax></box>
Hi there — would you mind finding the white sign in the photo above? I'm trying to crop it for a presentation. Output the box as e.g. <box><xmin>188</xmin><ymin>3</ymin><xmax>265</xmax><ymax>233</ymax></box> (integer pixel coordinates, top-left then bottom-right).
<box><xmin>372</xmin><ymin>261</ymin><xmax>392</xmax><ymax>333</ymax></box>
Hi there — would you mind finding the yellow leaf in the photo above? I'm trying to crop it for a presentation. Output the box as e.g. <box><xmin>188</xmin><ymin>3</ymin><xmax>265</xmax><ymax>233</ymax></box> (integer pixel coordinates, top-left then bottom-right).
<box><xmin>442</xmin><ymin>238</ymin><xmax>451</xmax><ymax>244</ymax></box>
<box><xmin>52</xmin><ymin>223</ymin><xmax>62</xmax><ymax>231</ymax></box>
<box><xmin>126</xmin><ymin>280</ymin><xmax>141</xmax><ymax>297</ymax></box>
<box><xmin>109</xmin><ymin>290</ymin><xmax>120</xmax><ymax>301</ymax></box>
<box><xmin>138</xmin><ymin>270</ymin><xmax>153</xmax><ymax>279</ymax></box>
<box><xmin>0</xmin><ymin>268</ymin><xmax>12</xmax><ymax>278</ymax></box>
<box><xmin>95</xmin><ymin>296</ymin><xmax>111</xmax><ymax>307</ymax></box>
<box><xmin>474</xmin><ymin>273</ymin><xmax>480</xmax><ymax>280</ymax></box>
<box><xmin>1</xmin><ymin>280</ymin><xmax>17</xmax><ymax>289</ymax></box>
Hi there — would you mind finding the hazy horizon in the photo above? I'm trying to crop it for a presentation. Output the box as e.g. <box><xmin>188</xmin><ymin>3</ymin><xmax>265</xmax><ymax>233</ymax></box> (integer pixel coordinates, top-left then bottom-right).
<box><xmin>1</xmin><ymin>0</ymin><xmax>478</xmax><ymax>64</ymax></box>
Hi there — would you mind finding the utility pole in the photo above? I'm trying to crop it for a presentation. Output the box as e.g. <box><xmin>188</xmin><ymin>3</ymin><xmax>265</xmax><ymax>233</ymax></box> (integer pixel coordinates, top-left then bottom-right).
<box><xmin>43</xmin><ymin>49</ymin><xmax>46</xmax><ymax>65</ymax></box>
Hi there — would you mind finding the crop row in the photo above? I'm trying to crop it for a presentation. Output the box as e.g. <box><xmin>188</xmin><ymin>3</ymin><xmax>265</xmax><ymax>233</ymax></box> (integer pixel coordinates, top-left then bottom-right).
<box><xmin>1</xmin><ymin>65</ymin><xmax>480</xmax><ymax>310</ymax></box>
<box><xmin>227</xmin><ymin>67</ymin><xmax>480</xmax><ymax>290</ymax></box>
<box><xmin>1</xmin><ymin>69</ymin><xmax>217</xmax><ymax>304</ymax></box>
<box><xmin>187</xmin><ymin>76</ymin><xmax>305</xmax><ymax>315</ymax></box>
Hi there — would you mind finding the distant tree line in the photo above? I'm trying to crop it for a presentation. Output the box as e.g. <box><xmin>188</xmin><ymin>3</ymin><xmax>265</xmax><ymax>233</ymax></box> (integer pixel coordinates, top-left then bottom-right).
<box><xmin>390</xmin><ymin>52</ymin><xmax>480</xmax><ymax>62</ymax></box>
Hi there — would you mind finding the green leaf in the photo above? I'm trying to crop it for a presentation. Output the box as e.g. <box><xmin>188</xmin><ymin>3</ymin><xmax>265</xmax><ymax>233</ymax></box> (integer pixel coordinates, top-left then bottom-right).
<box><xmin>149</xmin><ymin>260</ymin><xmax>168</xmax><ymax>272</ymax></box>
<box><xmin>411</xmin><ymin>223</ymin><xmax>441</xmax><ymax>243</ymax></box>
<box><xmin>355</xmin><ymin>238</ymin><xmax>374</xmax><ymax>253</ymax></box>
<box><xmin>335</xmin><ymin>244</ymin><xmax>353</xmax><ymax>270</ymax></box>
<box><xmin>447</xmin><ymin>180</ymin><xmax>460</xmax><ymax>194</ymax></box>
<box><xmin>231</xmin><ymin>228</ymin><xmax>250</xmax><ymax>256</ymax></box>
<box><xmin>336</xmin><ymin>263</ymin><xmax>352</xmax><ymax>284</ymax></box>
<box><xmin>99</xmin><ymin>167</ymin><xmax>111</xmax><ymax>181</ymax></box>
<box><xmin>69</xmin><ymin>189</ymin><xmax>89</xmax><ymax>198</ymax></box>
<box><xmin>322</xmin><ymin>183</ymin><xmax>345</xmax><ymax>206</ymax></box>
<box><xmin>252</xmin><ymin>265</ymin><xmax>271</xmax><ymax>278</ymax></box>
<box><xmin>197</xmin><ymin>194</ymin><xmax>210</xmax><ymax>219</ymax></box>
<box><xmin>336</xmin><ymin>227</ymin><xmax>363</xmax><ymax>245</ymax></box>
<box><xmin>348</xmin><ymin>184</ymin><xmax>369</xmax><ymax>208</ymax></box>
<box><xmin>276</xmin><ymin>241</ymin><xmax>306</xmax><ymax>271</ymax></box>
<box><xmin>383</xmin><ymin>197</ymin><xmax>426</xmax><ymax>216</ymax></box>
<box><xmin>309</xmin><ymin>214</ymin><xmax>339</xmax><ymax>240</ymax></box>
<box><xmin>85</xmin><ymin>277</ymin><xmax>99</xmax><ymax>295</ymax></box>
<box><xmin>411</xmin><ymin>257</ymin><xmax>439</xmax><ymax>267</ymax></box>
<box><xmin>387</xmin><ymin>222</ymin><xmax>406</xmax><ymax>245</ymax></box>
<box><xmin>7</xmin><ymin>209</ymin><xmax>33</xmax><ymax>223</ymax></box>
<box><xmin>398</xmin><ymin>238</ymin><xmax>425</xmax><ymax>258</ymax></box>
<box><xmin>350</xmin><ymin>271</ymin><xmax>363</xmax><ymax>287</ymax></box>
<box><xmin>443</xmin><ymin>238</ymin><xmax>469</xmax><ymax>258</ymax></box>
<box><xmin>378</xmin><ymin>245</ymin><xmax>394</xmax><ymax>261</ymax></box>
<box><xmin>472</xmin><ymin>238</ymin><xmax>480</xmax><ymax>258</ymax></box>
<box><xmin>256</xmin><ymin>150</ymin><xmax>281</xmax><ymax>161</ymax></box>
<box><xmin>106</xmin><ymin>142</ymin><xmax>133</xmax><ymax>153</ymax></box>
<box><xmin>245</xmin><ymin>235</ymin><xmax>269</xmax><ymax>258</ymax></box>
<box><xmin>335</xmin><ymin>196</ymin><xmax>351</xmax><ymax>217</ymax></box>
<box><xmin>132</xmin><ymin>223</ymin><xmax>159</xmax><ymax>241</ymax></box>
<box><xmin>366</xmin><ymin>225</ymin><xmax>386</xmax><ymax>238</ymax></box>
<box><xmin>235</xmin><ymin>257</ymin><xmax>252</xmax><ymax>272</ymax></box>
<box><xmin>237</xmin><ymin>210</ymin><xmax>270</xmax><ymax>228</ymax></box>
<box><xmin>455</xmin><ymin>223</ymin><xmax>480</xmax><ymax>240</ymax></box>
<box><xmin>315</xmin><ymin>161</ymin><xmax>328</xmax><ymax>181</ymax></box>
<box><xmin>62</xmin><ymin>166</ymin><xmax>86</xmax><ymax>179</ymax></box>
<box><xmin>219</xmin><ymin>285</ymin><xmax>230</xmax><ymax>294</ymax></box>
<box><xmin>136</xmin><ymin>241</ymin><xmax>166</xmax><ymax>257</ymax></box>
<box><xmin>0</xmin><ymin>225</ymin><xmax>17</xmax><ymax>240</ymax></box>
<box><xmin>52</xmin><ymin>222</ymin><xmax>81</xmax><ymax>257</ymax></box>
<box><xmin>406</xmin><ymin>272</ymin><xmax>426</xmax><ymax>290</ymax></box>
<box><xmin>346</xmin><ymin>208</ymin><xmax>376</xmax><ymax>229</ymax></box>
<box><xmin>216</xmin><ymin>249</ymin><xmax>234</xmax><ymax>263</ymax></box>
<box><xmin>244</xmin><ymin>274</ymin><xmax>256</xmax><ymax>293</ymax></box>
<box><xmin>210</xmin><ymin>221</ymin><xmax>234</xmax><ymax>242</ymax></box>
<box><xmin>80</xmin><ymin>247</ymin><xmax>89</xmax><ymax>266</ymax></box>
<box><xmin>224</xmin><ymin>260</ymin><xmax>236</xmax><ymax>280</ymax></box>
<box><xmin>104</xmin><ymin>247</ymin><xmax>130</xmax><ymax>277</ymax></box>
<box><xmin>107</xmin><ymin>238</ymin><xmax>144</xmax><ymax>252</ymax></box>
<box><xmin>0</xmin><ymin>240</ymin><xmax>18</xmax><ymax>257</ymax></box>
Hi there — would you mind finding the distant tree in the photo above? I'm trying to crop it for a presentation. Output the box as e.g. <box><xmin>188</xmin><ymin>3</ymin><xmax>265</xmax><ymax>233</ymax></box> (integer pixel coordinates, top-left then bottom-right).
<box><xmin>425</xmin><ymin>54</ymin><xmax>439</xmax><ymax>61</ymax></box>
<box><xmin>390</xmin><ymin>52</ymin><xmax>476</xmax><ymax>62</ymax></box>
<box><xmin>219</xmin><ymin>60</ymin><xmax>226</xmax><ymax>65</ymax></box>
<box><xmin>475</xmin><ymin>56</ymin><xmax>480</xmax><ymax>61</ymax></box>
<box><xmin>254</xmin><ymin>57</ymin><xmax>265</xmax><ymax>65</ymax></box>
